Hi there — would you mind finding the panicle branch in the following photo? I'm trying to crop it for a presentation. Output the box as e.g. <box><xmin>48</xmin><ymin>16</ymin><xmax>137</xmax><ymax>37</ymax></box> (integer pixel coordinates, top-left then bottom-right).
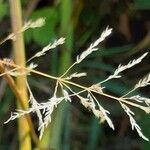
<box><xmin>27</xmin><ymin>37</ymin><xmax>65</xmax><ymax>62</ymax></box>
<box><xmin>0</xmin><ymin>18</ymin><xmax>45</xmax><ymax>45</ymax></box>
<box><xmin>76</xmin><ymin>27</ymin><xmax>112</xmax><ymax>64</ymax></box>
<box><xmin>101</xmin><ymin>52</ymin><xmax>148</xmax><ymax>84</ymax></box>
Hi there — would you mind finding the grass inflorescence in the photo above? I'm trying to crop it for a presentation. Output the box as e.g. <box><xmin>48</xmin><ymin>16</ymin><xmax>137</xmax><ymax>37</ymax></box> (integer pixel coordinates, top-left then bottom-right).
<box><xmin>0</xmin><ymin>19</ymin><xmax>150</xmax><ymax>141</ymax></box>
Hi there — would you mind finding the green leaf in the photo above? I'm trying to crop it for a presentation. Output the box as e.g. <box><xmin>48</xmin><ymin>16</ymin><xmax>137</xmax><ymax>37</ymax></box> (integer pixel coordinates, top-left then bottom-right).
<box><xmin>25</xmin><ymin>7</ymin><xmax>58</xmax><ymax>45</ymax></box>
<box><xmin>81</xmin><ymin>61</ymin><xmax>114</xmax><ymax>73</ymax></box>
<box><xmin>0</xmin><ymin>86</ymin><xmax>13</xmax><ymax>118</ymax></box>
<box><xmin>86</xmin><ymin>117</ymin><xmax>102</xmax><ymax>150</ymax></box>
<box><xmin>89</xmin><ymin>45</ymin><xmax>133</xmax><ymax>58</ymax></box>
<box><xmin>0</xmin><ymin>2</ymin><xmax>8</xmax><ymax>21</ymax></box>
<box><xmin>140</xmin><ymin>114</ymin><xmax>150</xmax><ymax>149</ymax></box>
<box><xmin>135</xmin><ymin>0</ymin><xmax>150</xmax><ymax>10</ymax></box>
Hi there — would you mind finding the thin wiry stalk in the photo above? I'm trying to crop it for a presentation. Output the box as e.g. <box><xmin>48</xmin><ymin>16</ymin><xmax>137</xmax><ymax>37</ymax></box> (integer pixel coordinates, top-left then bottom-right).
<box><xmin>0</xmin><ymin>59</ymin><xmax>149</xmax><ymax>112</ymax></box>
<box><xmin>27</xmin><ymin>38</ymin><xmax>65</xmax><ymax>63</ymax></box>
<box><xmin>0</xmin><ymin>67</ymin><xmax>20</xmax><ymax>77</ymax></box>
<box><xmin>61</xmin><ymin>27</ymin><xmax>112</xmax><ymax>78</ymax></box>
<box><xmin>0</xmin><ymin>18</ymin><xmax>45</xmax><ymax>46</ymax></box>
<box><xmin>122</xmin><ymin>73</ymin><xmax>150</xmax><ymax>98</ymax></box>
<box><xmin>120</xmin><ymin>102</ymin><xmax>149</xmax><ymax>141</ymax></box>
<box><xmin>60</xmin><ymin>62</ymin><xmax>78</xmax><ymax>78</ymax></box>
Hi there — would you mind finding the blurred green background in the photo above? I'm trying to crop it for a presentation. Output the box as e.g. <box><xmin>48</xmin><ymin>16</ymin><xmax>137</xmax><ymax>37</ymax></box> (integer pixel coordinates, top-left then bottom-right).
<box><xmin>0</xmin><ymin>0</ymin><xmax>150</xmax><ymax>149</ymax></box>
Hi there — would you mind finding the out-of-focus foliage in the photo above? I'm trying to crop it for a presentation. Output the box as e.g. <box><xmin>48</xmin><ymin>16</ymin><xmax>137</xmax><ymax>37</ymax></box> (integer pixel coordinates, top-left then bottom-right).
<box><xmin>0</xmin><ymin>2</ymin><xmax>8</xmax><ymax>21</ymax></box>
<box><xmin>0</xmin><ymin>0</ymin><xmax>150</xmax><ymax>149</ymax></box>
<box><xmin>135</xmin><ymin>0</ymin><xmax>150</xmax><ymax>9</ymax></box>
<box><xmin>25</xmin><ymin>7</ymin><xmax>58</xmax><ymax>45</ymax></box>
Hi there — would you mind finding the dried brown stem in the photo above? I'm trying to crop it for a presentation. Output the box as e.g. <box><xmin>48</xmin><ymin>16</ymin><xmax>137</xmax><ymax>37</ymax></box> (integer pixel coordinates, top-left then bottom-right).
<box><xmin>0</xmin><ymin>64</ymin><xmax>39</xmax><ymax>146</ymax></box>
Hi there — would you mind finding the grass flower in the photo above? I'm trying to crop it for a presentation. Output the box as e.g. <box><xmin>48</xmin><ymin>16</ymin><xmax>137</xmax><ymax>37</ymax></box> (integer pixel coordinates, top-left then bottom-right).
<box><xmin>0</xmin><ymin>26</ymin><xmax>149</xmax><ymax>141</ymax></box>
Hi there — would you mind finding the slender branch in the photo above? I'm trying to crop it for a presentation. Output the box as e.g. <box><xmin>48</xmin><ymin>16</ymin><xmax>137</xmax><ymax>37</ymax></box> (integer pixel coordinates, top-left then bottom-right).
<box><xmin>60</xmin><ymin>62</ymin><xmax>78</xmax><ymax>78</ymax></box>
<box><xmin>121</xmin><ymin>88</ymin><xmax>136</xmax><ymax>98</ymax></box>
<box><xmin>0</xmin><ymin>60</ymin><xmax>149</xmax><ymax>113</ymax></box>
<box><xmin>0</xmin><ymin>67</ymin><xmax>19</xmax><ymax>77</ymax></box>
<box><xmin>61</xmin><ymin>79</ymin><xmax>149</xmax><ymax>112</ymax></box>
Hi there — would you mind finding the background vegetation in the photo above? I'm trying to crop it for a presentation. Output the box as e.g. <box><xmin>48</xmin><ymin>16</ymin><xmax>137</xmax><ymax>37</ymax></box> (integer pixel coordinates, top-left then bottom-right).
<box><xmin>0</xmin><ymin>0</ymin><xmax>150</xmax><ymax>149</ymax></box>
